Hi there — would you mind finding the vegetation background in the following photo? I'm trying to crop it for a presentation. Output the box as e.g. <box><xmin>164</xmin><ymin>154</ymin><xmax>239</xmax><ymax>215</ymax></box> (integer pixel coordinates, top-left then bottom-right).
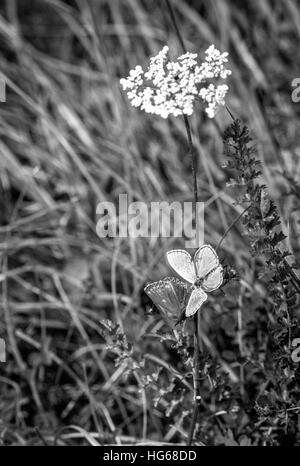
<box><xmin>0</xmin><ymin>0</ymin><xmax>300</xmax><ymax>446</ymax></box>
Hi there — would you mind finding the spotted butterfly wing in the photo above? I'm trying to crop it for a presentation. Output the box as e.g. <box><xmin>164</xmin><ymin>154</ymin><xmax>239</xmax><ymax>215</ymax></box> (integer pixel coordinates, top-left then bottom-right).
<box><xmin>202</xmin><ymin>265</ymin><xmax>223</xmax><ymax>292</ymax></box>
<box><xmin>186</xmin><ymin>287</ymin><xmax>208</xmax><ymax>317</ymax></box>
<box><xmin>194</xmin><ymin>244</ymin><xmax>219</xmax><ymax>279</ymax></box>
<box><xmin>166</xmin><ymin>250</ymin><xmax>196</xmax><ymax>284</ymax></box>
<box><xmin>144</xmin><ymin>277</ymin><xmax>192</xmax><ymax>328</ymax></box>
<box><xmin>194</xmin><ymin>245</ymin><xmax>223</xmax><ymax>292</ymax></box>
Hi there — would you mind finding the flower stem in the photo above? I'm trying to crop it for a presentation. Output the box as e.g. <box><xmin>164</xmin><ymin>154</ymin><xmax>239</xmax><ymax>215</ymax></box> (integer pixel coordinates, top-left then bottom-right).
<box><xmin>183</xmin><ymin>115</ymin><xmax>199</xmax><ymax>213</ymax></box>
<box><xmin>184</xmin><ymin>107</ymin><xmax>202</xmax><ymax>450</ymax></box>
<box><xmin>165</xmin><ymin>0</ymin><xmax>186</xmax><ymax>54</ymax></box>
<box><xmin>165</xmin><ymin>0</ymin><xmax>202</xmax><ymax>446</ymax></box>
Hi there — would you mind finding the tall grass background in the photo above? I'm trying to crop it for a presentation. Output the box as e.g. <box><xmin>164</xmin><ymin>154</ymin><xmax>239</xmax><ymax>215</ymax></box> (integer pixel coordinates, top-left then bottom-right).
<box><xmin>0</xmin><ymin>0</ymin><xmax>300</xmax><ymax>446</ymax></box>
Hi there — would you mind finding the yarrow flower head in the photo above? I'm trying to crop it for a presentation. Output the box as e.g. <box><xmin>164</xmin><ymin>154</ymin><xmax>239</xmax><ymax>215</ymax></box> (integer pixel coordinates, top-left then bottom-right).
<box><xmin>120</xmin><ymin>44</ymin><xmax>231</xmax><ymax>119</ymax></box>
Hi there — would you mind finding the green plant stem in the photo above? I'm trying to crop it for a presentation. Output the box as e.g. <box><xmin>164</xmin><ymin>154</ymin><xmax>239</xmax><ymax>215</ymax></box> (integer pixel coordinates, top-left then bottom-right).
<box><xmin>216</xmin><ymin>204</ymin><xmax>252</xmax><ymax>252</ymax></box>
<box><xmin>184</xmin><ymin>114</ymin><xmax>202</xmax><ymax>448</ymax></box>
<box><xmin>183</xmin><ymin>116</ymin><xmax>199</xmax><ymax>221</ymax></box>
<box><xmin>165</xmin><ymin>0</ymin><xmax>201</xmax><ymax>446</ymax></box>
<box><xmin>183</xmin><ymin>116</ymin><xmax>202</xmax><ymax>446</ymax></box>
<box><xmin>165</xmin><ymin>0</ymin><xmax>186</xmax><ymax>53</ymax></box>
<box><xmin>186</xmin><ymin>399</ymin><xmax>199</xmax><ymax>445</ymax></box>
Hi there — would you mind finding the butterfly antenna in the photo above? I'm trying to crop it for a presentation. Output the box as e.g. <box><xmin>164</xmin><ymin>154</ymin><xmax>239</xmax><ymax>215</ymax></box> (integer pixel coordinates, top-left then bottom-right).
<box><xmin>175</xmin><ymin>309</ymin><xmax>187</xmax><ymax>326</ymax></box>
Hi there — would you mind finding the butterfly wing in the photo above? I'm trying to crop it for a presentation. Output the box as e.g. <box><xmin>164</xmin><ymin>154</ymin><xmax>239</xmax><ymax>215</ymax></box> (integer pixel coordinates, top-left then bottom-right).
<box><xmin>202</xmin><ymin>265</ymin><xmax>223</xmax><ymax>292</ymax></box>
<box><xmin>166</xmin><ymin>250</ymin><xmax>196</xmax><ymax>284</ymax></box>
<box><xmin>185</xmin><ymin>287</ymin><xmax>207</xmax><ymax>317</ymax></box>
<box><xmin>144</xmin><ymin>277</ymin><xmax>192</xmax><ymax>328</ymax></box>
<box><xmin>194</xmin><ymin>244</ymin><xmax>220</xmax><ymax>279</ymax></box>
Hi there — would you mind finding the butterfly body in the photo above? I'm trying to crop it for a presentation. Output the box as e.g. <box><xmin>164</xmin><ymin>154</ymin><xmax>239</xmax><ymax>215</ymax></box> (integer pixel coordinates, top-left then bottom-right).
<box><xmin>194</xmin><ymin>276</ymin><xmax>204</xmax><ymax>287</ymax></box>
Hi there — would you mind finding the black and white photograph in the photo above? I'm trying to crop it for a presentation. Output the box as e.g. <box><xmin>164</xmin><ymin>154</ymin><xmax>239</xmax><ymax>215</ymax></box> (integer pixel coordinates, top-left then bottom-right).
<box><xmin>0</xmin><ymin>0</ymin><xmax>300</xmax><ymax>451</ymax></box>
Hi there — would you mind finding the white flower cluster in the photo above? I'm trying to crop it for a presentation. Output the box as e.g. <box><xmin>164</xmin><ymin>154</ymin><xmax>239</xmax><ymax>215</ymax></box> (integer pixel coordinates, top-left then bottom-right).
<box><xmin>120</xmin><ymin>44</ymin><xmax>231</xmax><ymax>119</ymax></box>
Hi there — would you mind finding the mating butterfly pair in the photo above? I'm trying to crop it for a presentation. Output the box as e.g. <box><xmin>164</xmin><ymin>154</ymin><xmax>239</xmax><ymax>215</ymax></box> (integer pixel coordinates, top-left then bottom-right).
<box><xmin>144</xmin><ymin>245</ymin><xmax>223</xmax><ymax>326</ymax></box>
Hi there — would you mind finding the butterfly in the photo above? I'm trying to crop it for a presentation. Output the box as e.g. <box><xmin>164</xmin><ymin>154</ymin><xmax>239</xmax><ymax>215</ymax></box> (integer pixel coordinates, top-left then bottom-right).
<box><xmin>166</xmin><ymin>244</ymin><xmax>223</xmax><ymax>317</ymax></box>
<box><xmin>144</xmin><ymin>277</ymin><xmax>192</xmax><ymax>329</ymax></box>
